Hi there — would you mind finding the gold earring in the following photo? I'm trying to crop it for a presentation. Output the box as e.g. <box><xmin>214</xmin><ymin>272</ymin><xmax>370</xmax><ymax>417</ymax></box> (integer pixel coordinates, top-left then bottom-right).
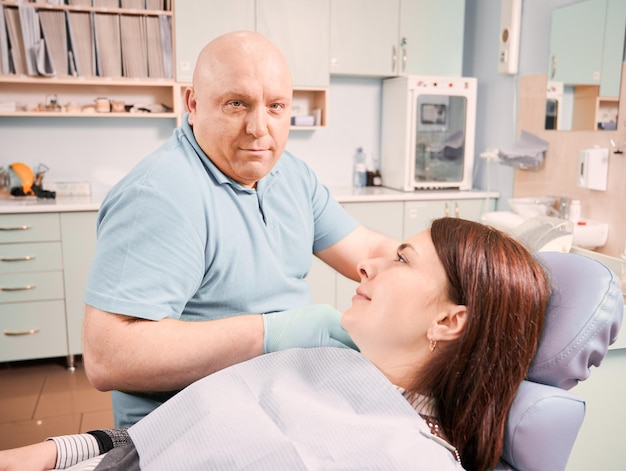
<box><xmin>429</xmin><ymin>337</ymin><xmax>437</xmax><ymax>352</ymax></box>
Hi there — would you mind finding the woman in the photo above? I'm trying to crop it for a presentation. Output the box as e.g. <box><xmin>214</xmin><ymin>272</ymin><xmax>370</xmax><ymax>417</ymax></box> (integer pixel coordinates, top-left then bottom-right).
<box><xmin>0</xmin><ymin>218</ymin><xmax>550</xmax><ymax>471</ymax></box>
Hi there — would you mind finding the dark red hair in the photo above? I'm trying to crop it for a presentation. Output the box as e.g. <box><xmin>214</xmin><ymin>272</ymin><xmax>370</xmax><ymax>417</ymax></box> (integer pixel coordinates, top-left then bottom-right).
<box><xmin>409</xmin><ymin>218</ymin><xmax>550</xmax><ymax>471</ymax></box>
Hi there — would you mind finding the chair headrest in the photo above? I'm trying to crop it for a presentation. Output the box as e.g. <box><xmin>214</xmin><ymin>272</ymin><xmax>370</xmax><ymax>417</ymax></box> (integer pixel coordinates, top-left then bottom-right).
<box><xmin>528</xmin><ymin>252</ymin><xmax>623</xmax><ymax>390</ymax></box>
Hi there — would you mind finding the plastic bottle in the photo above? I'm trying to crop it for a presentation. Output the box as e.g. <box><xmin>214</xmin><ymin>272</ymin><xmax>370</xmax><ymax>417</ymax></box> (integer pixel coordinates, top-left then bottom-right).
<box><xmin>568</xmin><ymin>199</ymin><xmax>581</xmax><ymax>224</ymax></box>
<box><xmin>353</xmin><ymin>147</ymin><xmax>367</xmax><ymax>188</ymax></box>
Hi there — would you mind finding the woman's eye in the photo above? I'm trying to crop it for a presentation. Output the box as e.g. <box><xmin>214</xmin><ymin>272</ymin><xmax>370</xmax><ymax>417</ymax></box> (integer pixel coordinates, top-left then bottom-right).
<box><xmin>395</xmin><ymin>252</ymin><xmax>407</xmax><ymax>264</ymax></box>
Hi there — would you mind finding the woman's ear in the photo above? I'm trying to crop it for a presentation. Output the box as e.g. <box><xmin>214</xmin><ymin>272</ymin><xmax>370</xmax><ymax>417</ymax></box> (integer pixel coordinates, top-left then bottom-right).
<box><xmin>429</xmin><ymin>305</ymin><xmax>467</xmax><ymax>342</ymax></box>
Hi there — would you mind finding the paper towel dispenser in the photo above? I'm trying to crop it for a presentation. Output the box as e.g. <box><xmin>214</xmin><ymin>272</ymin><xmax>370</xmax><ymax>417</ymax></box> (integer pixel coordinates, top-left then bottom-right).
<box><xmin>578</xmin><ymin>148</ymin><xmax>608</xmax><ymax>191</ymax></box>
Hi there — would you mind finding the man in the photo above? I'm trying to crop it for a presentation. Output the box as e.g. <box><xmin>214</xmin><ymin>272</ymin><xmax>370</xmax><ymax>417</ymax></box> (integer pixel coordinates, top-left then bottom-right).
<box><xmin>82</xmin><ymin>31</ymin><xmax>397</xmax><ymax>427</ymax></box>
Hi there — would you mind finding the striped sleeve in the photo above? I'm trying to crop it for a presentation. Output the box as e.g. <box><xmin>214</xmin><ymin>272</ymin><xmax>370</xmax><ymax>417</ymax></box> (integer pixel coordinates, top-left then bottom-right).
<box><xmin>49</xmin><ymin>434</ymin><xmax>100</xmax><ymax>469</ymax></box>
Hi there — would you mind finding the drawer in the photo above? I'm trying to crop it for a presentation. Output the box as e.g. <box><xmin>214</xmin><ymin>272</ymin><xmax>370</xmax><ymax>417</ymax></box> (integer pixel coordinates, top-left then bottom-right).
<box><xmin>0</xmin><ymin>272</ymin><xmax>64</xmax><ymax>303</ymax></box>
<box><xmin>0</xmin><ymin>300</ymin><xmax>67</xmax><ymax>362</ymax></box>
<box><xmin>0</xmin><ymin>242</ymin><xmax>63</xmax><ymax>274</ymax></box>
<box><xmin>0</xmin><ymin>213</ymin><xmax>61</xmax><ymax>244</ymax></box>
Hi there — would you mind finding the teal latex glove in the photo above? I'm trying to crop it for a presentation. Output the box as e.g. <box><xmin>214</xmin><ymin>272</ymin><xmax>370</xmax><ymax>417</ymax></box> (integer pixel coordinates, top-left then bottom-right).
<box><xmin>262</xmin><ymin>304</ymin><xmax>358</xmax><ymax>353</ymax></box>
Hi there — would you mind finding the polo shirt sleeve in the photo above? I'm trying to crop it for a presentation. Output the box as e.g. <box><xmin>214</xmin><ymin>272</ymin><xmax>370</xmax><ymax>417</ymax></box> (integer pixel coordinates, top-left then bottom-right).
<box><xmin>84</xmin><ymin>182</ymin><xmax>205</xmax><ymax>321</ymax></box>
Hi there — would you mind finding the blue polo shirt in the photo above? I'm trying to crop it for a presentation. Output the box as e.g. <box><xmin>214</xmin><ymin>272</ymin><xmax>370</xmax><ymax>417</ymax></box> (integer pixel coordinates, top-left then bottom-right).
<box><xmin>84</xmin><ymin>117</ymin><xmax>358</xmax><ymax>426</ymax></box>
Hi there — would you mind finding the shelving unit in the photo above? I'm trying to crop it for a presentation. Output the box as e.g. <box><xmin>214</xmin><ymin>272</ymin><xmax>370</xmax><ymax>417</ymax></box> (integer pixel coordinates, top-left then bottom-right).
<box><xmin>0</xmin><ymin>0</ymin><xmax>328</xmax><ymax>128</ymax></box>
<box><xmin>0</xmin><ymin>75</ymin><xmax>178</xmax><ymax>118</ymax></box>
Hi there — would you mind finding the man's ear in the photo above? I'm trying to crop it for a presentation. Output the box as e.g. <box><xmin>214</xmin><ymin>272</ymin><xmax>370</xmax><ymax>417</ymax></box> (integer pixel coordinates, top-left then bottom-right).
<box><xmin>429</xmin><ymin>305</ymin><xmax>468</xmax><ymax>342</ymax></box>
<box><xmin>184</xmin><ymin>87</ymin><xmax>197</xmax><ymax>114</ymax></box>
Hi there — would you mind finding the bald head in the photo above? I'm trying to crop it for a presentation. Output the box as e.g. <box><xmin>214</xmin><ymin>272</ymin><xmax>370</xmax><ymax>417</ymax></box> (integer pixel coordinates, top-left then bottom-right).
<box><xmin>192</xmin><ymin>31</ymin><xmax>292</xmax><ymax>91</ymax></box>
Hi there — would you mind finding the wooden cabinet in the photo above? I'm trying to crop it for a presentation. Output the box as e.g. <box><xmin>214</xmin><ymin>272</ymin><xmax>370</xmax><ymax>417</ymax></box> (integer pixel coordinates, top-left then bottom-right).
<box><xmin>0</xmin><ymin>75</ymin><xmax>178</xmax><ymax>119</ymax></box>
<box><xmin>0</xmin><ymin>0</ymin><xmax>176</xmax><ymax>119</ymax></box>
<box><xmin>0</xmin><ymin>211</ymin><xmax>97</xmax><ymax>367</ymax></box>
<box><xmin>330</xmin><ymin>0</ymin><xmax>465</xmax><ymax>77</ymax></box>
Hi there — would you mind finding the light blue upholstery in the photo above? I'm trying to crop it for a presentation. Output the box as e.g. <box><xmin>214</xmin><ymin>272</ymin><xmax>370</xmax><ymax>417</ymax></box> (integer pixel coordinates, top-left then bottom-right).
<box><xmin>499</xmin><ymin>252</ymin><xmax>624</xmax><ymax>471</ymax></box>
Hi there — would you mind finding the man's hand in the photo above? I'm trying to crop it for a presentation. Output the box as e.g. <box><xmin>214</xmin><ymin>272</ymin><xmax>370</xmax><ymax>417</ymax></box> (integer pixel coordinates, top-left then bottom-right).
<box><xmin>262</xmin><ymin>304</ymin><xmax>358</xmax><ymax>353</ymax></box>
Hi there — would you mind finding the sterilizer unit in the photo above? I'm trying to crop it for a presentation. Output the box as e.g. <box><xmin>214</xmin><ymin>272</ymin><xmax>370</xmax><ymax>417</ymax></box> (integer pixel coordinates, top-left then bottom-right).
<box><xmin>381</xmin><ymin>75</ymin><xmax>477</xmax><ymax>191</ymax></box>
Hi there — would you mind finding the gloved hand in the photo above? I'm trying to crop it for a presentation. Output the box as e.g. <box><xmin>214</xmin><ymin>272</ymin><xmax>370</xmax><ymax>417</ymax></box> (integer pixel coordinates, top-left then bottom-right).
<box><xmin>262</xmin><ymin>304</ymin><xmax>358</xmax><ymax>353</ymax></box>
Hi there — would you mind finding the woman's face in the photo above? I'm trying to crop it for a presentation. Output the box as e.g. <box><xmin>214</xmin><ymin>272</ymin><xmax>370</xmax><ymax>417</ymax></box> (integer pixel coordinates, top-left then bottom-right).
<box><xmin>341</xmin><ymin>230</ymin><xmax>455</xmax><ymax>382</ymax></box>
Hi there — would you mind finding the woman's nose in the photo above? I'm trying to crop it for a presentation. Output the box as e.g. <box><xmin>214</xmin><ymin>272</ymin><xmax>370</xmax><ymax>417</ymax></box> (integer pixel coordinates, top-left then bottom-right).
<box><xmin>357</xmin><ymin>259</ymin><xmax>375</xmax><ymax>280</ymax></box>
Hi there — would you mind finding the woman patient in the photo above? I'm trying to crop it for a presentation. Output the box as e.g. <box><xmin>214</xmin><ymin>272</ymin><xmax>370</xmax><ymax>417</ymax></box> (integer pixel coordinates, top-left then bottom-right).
<box><xmin>0</xmin><ymin>217</ymin><xmax>550</xmax><ymax>471</ymax></box>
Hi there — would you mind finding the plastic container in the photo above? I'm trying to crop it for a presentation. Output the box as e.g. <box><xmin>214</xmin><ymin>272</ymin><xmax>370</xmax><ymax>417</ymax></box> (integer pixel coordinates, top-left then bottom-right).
<box><xmin>568</xmin><ymin>199</ymin><xmax>581</xmax><ymax>224</ymax></box>
<box><xmin>353</xmin><ymin>147</ymin><xmax>367</xmax><ymax>188</ymax></box>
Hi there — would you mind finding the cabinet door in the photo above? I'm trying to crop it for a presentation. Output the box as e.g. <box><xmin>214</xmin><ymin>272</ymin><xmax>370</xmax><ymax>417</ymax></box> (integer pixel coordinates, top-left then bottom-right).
<box><xmin>174</xmin><ymin>0</ymin><xmax>255</xmax><ymax>82</ymax></box>
<box><xmin>330</xmin><ymin>0</ymin><xmax>399</xmax><ymax>77</ymax></box>
<box><xmin>403</xmin><ymin>199</ymin><xmax>493</xmax><ymax>240</ymax></box>
<box><xmin>549</xmin><ymin>0</ymin><xmax>605</xmax><ymax>86</ymax></box>
<box><xmin>257</xmin><ymin>0</ymin><xmax>330</xmax><ymax>87</ymax></box>
<box><xmin>399</xmin><ymin>0</ymin><xmax>465</xmax><ymax>76</ymax></box>
<box><xmin>61</xmin><ymin>212</ymin><xmax>98</xmax><ymax>355</ymax></box>
<box><xmin>335</xmin><ymin>202</ymin><xmax>404</xmax><ymax>312</ymax></box>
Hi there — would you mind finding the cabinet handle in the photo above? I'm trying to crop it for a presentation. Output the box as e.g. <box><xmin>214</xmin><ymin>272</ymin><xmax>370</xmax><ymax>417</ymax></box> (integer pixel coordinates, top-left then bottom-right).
<box><xmin>400</xmin><ymin>37</ymin><xmax>407</xmax><ymax>73</ymax></box>
<box><xmin>0</xmin><ymin>225</ymin><xmax>31</xmax><ymax>231</ymax></box>
<box><xmin>444</xmin><ymin>202</ymin><xmax>449</xmax><ymax>217</ymax></box>
<box><xmin>3</xmin><ymin>329</ymin><xmax>40</xmax><ymax>337</ymax></box>
<box><xmin>551</xmin><ymin>54</ymin><xmax>557</xmax><ymax>79</ymax></box>
<box><xmin>455</xmin><ymin>202</ymin><xmax>460</xmax><ymax>218</ymax></box>
<box><xmin>391</xmin><ymin>45</ymin><xmax>397</xmax><ymax>73</ymax></box>
<box><xmin>0</xmin><ymin>284</ymin><xmax>36</xmax><ymax>291</ymax></box>
<box><xmin>0</xmin><ymin>255</ymin><xmax>35</xmax><ymax>262</ymax></box>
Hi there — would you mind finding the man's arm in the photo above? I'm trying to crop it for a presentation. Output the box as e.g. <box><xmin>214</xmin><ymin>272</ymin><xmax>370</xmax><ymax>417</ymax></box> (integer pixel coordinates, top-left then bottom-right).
<box><xmin>82</xmin><ymin>305</ymin><xmax>264</xmax><ymax>393</ymax></box>
<box><xmin>315</xmin><ymin>225</ymin><xmax>399</xmax><ymax>281</ymax></box>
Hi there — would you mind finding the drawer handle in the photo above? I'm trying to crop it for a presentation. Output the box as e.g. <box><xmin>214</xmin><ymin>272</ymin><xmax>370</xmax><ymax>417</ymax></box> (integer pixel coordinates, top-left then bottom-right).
<box><xmin>0</xmin><ymin>225</ymin><xmax>31</xmax><ymax>231</ymax></box>
<box><xmin>0</xmin><ymin>255</ymin><xmax>35</xmax><ymax>262</ymax></box>
<box><xmin>3</xmin><ymin>328</ymin><xmax>40</xmax><ymax>337</ymax></box>
<box><xmin>0</xmin><ymin>284</ymin><xmax>36</xmax><ymax>291</ymax></box>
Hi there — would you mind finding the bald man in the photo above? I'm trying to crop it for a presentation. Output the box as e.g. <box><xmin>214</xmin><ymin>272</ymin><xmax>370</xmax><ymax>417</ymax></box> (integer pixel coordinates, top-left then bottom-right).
<box><xmin>81</xmin><ymin>31</ymin><xmax>398</xmax><ymax>427</ymax></box>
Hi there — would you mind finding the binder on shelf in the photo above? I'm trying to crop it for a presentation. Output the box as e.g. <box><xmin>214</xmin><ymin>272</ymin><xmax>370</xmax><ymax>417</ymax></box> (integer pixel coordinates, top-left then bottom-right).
<box><xmin>39</xmin><ymin>9</ymin><xmax>69</xmax><ymax>77</ymax></box>
<box><xmin>66</xmin><ymin>10</ymin><xmax>95</xmax><ymax>77</ymax></box>
<box><xmin>120</xmin><ymin>13</ymin><xmax>147</xmax><ymax>78</ymax></box>
<box><xmin>68</xmin><ymin>0</ymin><xmax>93</xmax><ymax>6</ymax></box>
<box><xmin>0</xmin><ymin>6</ymin><xmax>10</xmax><ymax>74</ymax></box>
<box><xmin>4</xmin><ymin>6</ymin><xmax>27</xmax><ymax>75</ymax></box>
<box><xmin>121</xmin><ymin>0</ymin><xmax>146</xmax><ymax>9</ymax></box>
<box><xmin>93</xmin><ymin>0</ymin><xmax>120</xmax><ymax>8</ymax></box>
<box><xmin>93</xmin><ymin>12</ymin><xmax>122</xmax><ymax>77</ymax></box>
<box><xmin>145</xmin><ymin>0</ymin><xmax>163</xmax><ymax>10</ymax></box>
<box><xmin>158</xmin><ymin>14</ymin><xmax>172</xmax><ymax>78</ymax></box>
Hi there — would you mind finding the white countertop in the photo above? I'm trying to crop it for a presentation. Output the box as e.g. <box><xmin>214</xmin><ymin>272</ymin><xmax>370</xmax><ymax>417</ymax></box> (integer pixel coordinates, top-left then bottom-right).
<box><xmin>0</xmin><ymin>194</ymin><xmax>104</xmax><ymax>214</ymax></box>
<box><xmin>329</xmin><ymin>186</ymin><xmax>499</xmax><ymax>203</ymax></box>
<box><xmin>0</xmin><ymin>187</ymin><xmax>499</xmax><ymax>214</ymax></box>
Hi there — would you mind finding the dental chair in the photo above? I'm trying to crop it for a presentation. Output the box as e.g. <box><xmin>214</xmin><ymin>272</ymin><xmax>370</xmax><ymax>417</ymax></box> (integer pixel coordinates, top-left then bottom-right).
<box><xmin>498</xmin><ymin>251</ymin><xmax>623</xmax><ymax>471</ymax></box>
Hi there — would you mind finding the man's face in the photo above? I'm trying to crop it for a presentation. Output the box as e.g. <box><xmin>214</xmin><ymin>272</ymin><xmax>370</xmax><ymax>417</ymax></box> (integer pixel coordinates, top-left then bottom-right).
<box><xmin>187</xmin><ymin>49</ymin><xmax>292</xmax><ymax>188</ymax></box>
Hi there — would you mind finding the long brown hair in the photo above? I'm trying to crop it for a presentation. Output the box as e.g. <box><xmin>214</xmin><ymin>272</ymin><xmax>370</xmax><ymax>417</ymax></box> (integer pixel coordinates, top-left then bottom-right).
<box><xmin>411</xmin><ymin>218</ymin><xmax>550</xmax><ymax>471</ymax></box>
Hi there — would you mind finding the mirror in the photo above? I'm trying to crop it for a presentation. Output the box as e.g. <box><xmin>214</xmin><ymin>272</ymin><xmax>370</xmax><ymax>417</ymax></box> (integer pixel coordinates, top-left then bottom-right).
<box><xmin>545</xmin><ymin>0</ymin><xmax>626</xmax><ymax>131</ymax></box>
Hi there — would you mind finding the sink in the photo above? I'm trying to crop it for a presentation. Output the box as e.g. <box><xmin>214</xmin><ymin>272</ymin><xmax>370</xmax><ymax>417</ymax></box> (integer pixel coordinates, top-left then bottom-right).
<box><xmin>572</xmin><ymin>219</ymin><xmax>609</xmax><ymax>249</ymax></box>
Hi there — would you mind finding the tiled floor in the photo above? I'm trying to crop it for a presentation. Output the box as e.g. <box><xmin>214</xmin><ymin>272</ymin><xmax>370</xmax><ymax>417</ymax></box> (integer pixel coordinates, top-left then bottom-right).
<box><xmin>0</xmin><ymin>356</ymin><xmax>113</xmax><ymax>451</ymax></box>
